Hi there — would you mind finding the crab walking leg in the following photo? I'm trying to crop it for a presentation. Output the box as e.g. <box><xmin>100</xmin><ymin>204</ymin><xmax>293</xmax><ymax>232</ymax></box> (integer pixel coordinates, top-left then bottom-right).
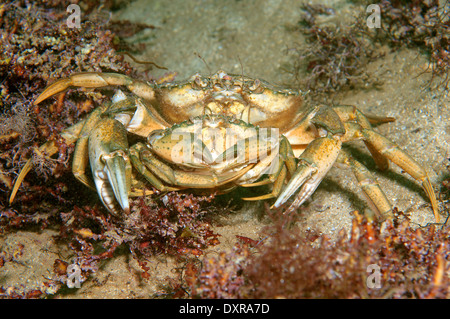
<box><xmin>241</xmin><ymin>135</ymin><xmax>297</xmax><ymax>200</ymax></box>
<box><xmin>360</xmin><ymin>127</ymin><xmax>439</xmax><ymax>222</ymax></box>
<box><xmin>241</xmin><ymin>165</ymin><xmax>288</xmax><ymax>201</ymax></box>
<box><xmin>34</xmin><ymin>72</ymin><xmax>155</xmax><ymax>105</ymax></box>
<box><xmin>340</xmin><ymin>122</ymin><xmax>439</xmax><ymax>222</ymax></box>
<box><xmin>9</xmin><ymin>120</ymin><xmax>85</xmax><ymax>205</ymax></box>
<box><xmin>333</xmin><ymin>105</ymin><xmax>395</xmax><ymax>171</ymax></box>
<box><xmin>337</xmin><ymin>151</ymin><xmax>392</xmax><ymax>220</ymax></box>
<box><xmin>88</xmin><ymin>118</ymin><xmax>132</xmax><ymax>215</ymax></box>
<box><xmin>129</xmin><ymin>143</ymin><xmax>180</xmax><ymax>192</ymax></box>
<box><xmin>272</xmin><ymin>135</ymin><xmax>342</xmax><ymax>211</ymax></box>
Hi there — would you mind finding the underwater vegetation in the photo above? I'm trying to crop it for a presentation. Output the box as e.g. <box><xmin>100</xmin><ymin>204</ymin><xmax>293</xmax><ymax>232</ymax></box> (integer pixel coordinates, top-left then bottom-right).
<box><xmin>374</xmin><ymin>0</ymin><xmax>450</xmax><ymax>89</ymax></box>
<box><xmin>0</xmin><ymin>0</ymin><xmax>136</xmax><ymax>196</ymax></box>
<box><xmin>0</xmin><ymin>0</ymin><xmax>449</xmax><ymax>298</ymax></box>
<box><xmin>187</xmin><ymin>210</ymin><xmax>450</xmax><ymax>299</ymax></box>
<box><xmin>293</xmin><ymin>1</ymin><xmax>449</xmax><ymax>94</ymax></box>
<box><xmin>292</xmin><ymin>3</ymin><xmax>381</xmax><ymax>94</ymax></box>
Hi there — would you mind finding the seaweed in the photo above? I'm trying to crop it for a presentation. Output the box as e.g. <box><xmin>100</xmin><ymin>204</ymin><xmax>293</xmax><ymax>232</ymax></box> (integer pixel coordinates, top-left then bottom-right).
<box><xmin>183</xmin><ymin>209</ymin><xmax>450</xmax><ymax>299</ymax></box>
<box><xmin>185</xmin><ymin>245</ymin><xmax>250</xmax><ymax>299</ymax></box>
<box><xmin>374</xmin><ymin>0</ymin><xmax>450</xmax><ymax>90</ymax></box>
<box><xmin>291</xmin><ymin>3</ymin><xmax>382</xmax><ymax>94</ymax></box>
<box><xmin>292</xmin><ymin>1</ymin><xmax>449</xmax><ymax>94</ymax></box>
<box><xmin>46</xmin><ymin>191</ymin><xmax>219</xmax><ymax>292</ymax></box>
<box><xmin>0</xmin><ymin>1</ymin><xmax>138</xmax><ymax>214</ymax></box>
<box><xmin>1</xmin><ymin>0</ymin><xmax>449</xmax><ymax>299</ymax></box>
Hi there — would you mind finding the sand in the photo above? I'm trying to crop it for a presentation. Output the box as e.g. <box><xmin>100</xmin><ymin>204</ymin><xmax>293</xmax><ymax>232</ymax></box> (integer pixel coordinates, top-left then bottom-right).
<box><xmin>1</xmin><ymin>0</ymin><xmax>448</xmax><ymax>298</ymax></box>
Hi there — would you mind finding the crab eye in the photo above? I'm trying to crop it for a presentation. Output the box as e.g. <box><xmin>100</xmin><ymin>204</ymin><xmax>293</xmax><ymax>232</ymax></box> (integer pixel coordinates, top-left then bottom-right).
<box><xmin>248</xmin><ymin>79</ymin><xmax>265</xmax><ymax>94</ymax></box>
<box><xmin>249</xmin><ymin>79</ymin><xmax>261</xmax><ymax>92</ymax></box>
<box><xmin>193</xmin><ymin>76</ymin><xmax>208</xmax><ymax>88</ymax></box>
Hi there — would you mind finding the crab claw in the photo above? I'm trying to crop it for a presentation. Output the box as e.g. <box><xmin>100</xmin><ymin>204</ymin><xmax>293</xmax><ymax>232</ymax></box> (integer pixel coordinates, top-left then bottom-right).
<box><xmin>88</xmin><ymin>118</ymin><xmax>131</xmax><ymax>215</ymax></box>
<box><xmin>100</xmin><ymin>152</ymin><xmax>130</xmax><ymax>213</ymax></box>
<box><xmin>272</xmin><ymin>135</ymin><xmax>342</xmax><ymax>212</ymax></box>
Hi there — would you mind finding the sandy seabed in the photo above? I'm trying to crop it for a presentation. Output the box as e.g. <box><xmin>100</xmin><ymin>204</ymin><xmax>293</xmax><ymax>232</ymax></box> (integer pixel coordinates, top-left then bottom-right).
<box><xmin>1</xmin><ymin>0</ymin><xmax>449</xmax><ymax>298</ymax></box>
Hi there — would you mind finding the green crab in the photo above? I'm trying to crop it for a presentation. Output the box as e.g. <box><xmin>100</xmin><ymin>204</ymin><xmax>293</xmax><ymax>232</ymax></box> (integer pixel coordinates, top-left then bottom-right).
<box><xmin>9</xmin><ymin>71</ymin><xmax>439</xmax><ymax>221</ymax></box>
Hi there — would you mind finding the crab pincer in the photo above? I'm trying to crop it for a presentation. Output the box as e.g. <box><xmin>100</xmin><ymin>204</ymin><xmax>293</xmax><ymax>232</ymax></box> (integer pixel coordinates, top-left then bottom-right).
<box><xmin>87</xmin><ymin>118</ymin><xmax>132</xmax><ymax>215</ymax></box>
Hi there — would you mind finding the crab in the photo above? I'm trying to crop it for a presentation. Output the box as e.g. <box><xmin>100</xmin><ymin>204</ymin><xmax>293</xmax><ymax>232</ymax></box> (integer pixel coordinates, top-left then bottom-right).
<box><xmin>9</xmin><ymin>71</ymin><xmax>439</xmax><ymax>222</ymax></box>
